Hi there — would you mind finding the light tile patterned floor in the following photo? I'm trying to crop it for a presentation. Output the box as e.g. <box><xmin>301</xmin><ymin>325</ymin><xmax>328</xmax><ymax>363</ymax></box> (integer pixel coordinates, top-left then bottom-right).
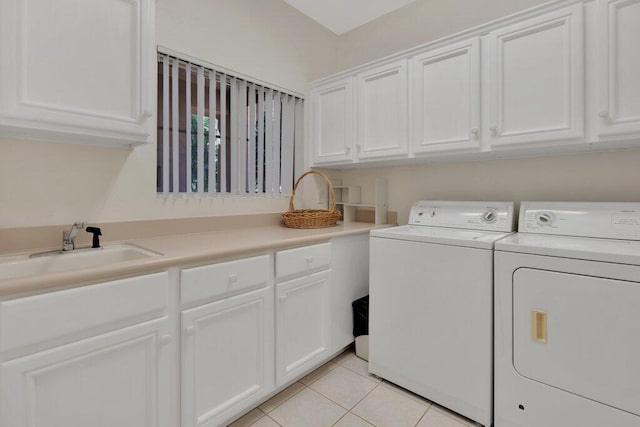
<box><xmin>229</xmin><ymin>348</ymin><xmax>477</xmax><ymax>427</ymax></box>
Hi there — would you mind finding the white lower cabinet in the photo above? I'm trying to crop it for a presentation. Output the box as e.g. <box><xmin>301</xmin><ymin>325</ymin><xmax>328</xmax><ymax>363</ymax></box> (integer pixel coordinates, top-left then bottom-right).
<box><xmin>0</xmin><ymin>235</ymin><xmax>370</xmax><ymax>427</ymax></box>
<box><xmin>181</xmin><ymin>287</ymin><xmax>274</xmax><ymax>427</ymax></box>
<box><xmin>1</xmin><ymin>318</ymin><xmax>171</xmax><ymax>427</ymax></box>
<box><xmin>179</xmin><ymin>254</ymin><xmax>273</xmax><ymax>427</ymax></box>
<box><xmin>0</xmin><ymin>272</ymin><xmax>172</xmax><ymax>427</ymax></box>
<box><xmin>275</xmin><ymin>270</ymin><xmax>330</xmax><ymax>386</ymax></box>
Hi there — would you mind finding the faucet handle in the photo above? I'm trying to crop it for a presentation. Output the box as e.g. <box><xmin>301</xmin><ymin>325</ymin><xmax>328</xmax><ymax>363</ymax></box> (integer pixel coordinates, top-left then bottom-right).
<box><xmin>86</xmin><ymin>226</ymin><xmax>102</xmax><ymax>249</ymax></box>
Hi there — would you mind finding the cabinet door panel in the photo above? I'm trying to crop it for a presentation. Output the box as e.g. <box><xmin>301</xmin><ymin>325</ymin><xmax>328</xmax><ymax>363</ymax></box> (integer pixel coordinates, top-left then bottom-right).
<box><xmin>276</xmin><ymin>271</ymin><xmax>329</xmax><ymax>386</ymax></box>
<box><xmin>487</xmin><ymin>4</ymin><xmax>584</xmax><ymax>147</ymax></box>
<box><xmin>0</xmin><ymin>318</ymin><xmax>170</xmax><ymax>427</ymax></box>
<box><xmin>311</xmin><ymin>78</ymin><xmax>353</xmax><ymax>165</ymax></box>
<box><xmin>0</xmin><ymin>0</ymin><xmax>153</xmax><ymax>144</ymax></box>
<box><xmin>412</xmin><ymin>38</ymin><xmax>480</xmax><ymax>153</ymax></box>
<box><xmin>0</xmin><ymin>272</ymin><xmax>168</xmax><ymax>357</ymax></box>
<box><xmin>181</xmin><ymin>287</ymin><xmax>274</xmax><ymax>427</ymax></box>
<box><xmin>598</xmin><ymin>0</ymin><xmax>640</xmax><ymax>136</ymax></box>
<box><xmin>356</xmin><ymin>60</ymin><xmax>408</xmax><ymax>159</ymax></box>
<box><xmin>22</xmin><ymin>0</ymin><xmax>138</xmax><ymax>119</ymax></box>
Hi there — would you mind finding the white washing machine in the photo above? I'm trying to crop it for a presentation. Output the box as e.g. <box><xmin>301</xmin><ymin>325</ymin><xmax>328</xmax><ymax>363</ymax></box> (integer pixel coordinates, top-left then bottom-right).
<box><xmin>370</xmin><ymin>200</ymin><xmax>515</xmax><ymax>427</ymax></box>
<box><xmin>494</xmin><ymin>202</ymin><xmax>640</xmax><ymax>427</ymax></box>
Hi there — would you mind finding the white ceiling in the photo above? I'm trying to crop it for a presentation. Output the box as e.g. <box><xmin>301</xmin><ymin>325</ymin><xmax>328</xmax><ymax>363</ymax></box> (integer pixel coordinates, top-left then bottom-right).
<box><xmin>282</xmin><ymin>0</ymin><xmax>417</xmax><ymax>35</ymax></box>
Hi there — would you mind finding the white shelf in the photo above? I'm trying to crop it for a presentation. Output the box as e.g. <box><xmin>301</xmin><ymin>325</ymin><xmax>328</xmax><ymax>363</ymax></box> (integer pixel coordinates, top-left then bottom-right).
<box><xmin>345</xmin><ymin>203</ymin><xmax>376</xmax><ymax>208</ymax></box>
<box><xmin>332</xmin><ymin>178</ymin><xmax>387</xmax><ymax>224</ymax></box>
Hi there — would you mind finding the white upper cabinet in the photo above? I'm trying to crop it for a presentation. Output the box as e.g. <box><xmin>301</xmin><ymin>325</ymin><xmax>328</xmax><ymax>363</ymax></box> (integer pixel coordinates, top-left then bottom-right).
<box><xmin>411</xmin><ymin>38</ymin><xmax>481</xmax><ymax>154</ymax></box>
<box><xmin>0</xmin><ymin>0</ymin><xmax>155</xmax><ymax>147</ymax></box>
<box><xmin>485</xmin><ymin>4</ymin><xmax>585</xmax><ymax>148</ymax></box>
<box><xmin>308</xmin><ymin>0</ymin><xmax>640</xmax><ymax>167</ymax></box>
<box><xmin>597</xmin><ymin>0</ymin><xmax>640</xmax><ymax>137</ymax></box>
<box><xmin>311</xmin><ymin>78</ymin><xmax>354</xmax><ymax>165</ymax></box>
<box><xmin>356</xmin><ymin>59</ymin><xmax>408</xmax><ymax>159</ymax></box>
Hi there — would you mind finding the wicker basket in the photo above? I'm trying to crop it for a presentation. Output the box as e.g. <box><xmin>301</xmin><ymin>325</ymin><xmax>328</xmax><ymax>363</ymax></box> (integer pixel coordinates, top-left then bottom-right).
<box><xmin>282</xmin><ymin>170</ymin><xmax>342</xmax><ymax>229</ymax></box>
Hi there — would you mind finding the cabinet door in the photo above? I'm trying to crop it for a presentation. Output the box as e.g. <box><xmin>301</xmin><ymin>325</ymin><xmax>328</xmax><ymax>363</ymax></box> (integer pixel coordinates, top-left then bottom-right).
<box><xmin>0</xmin><ymin>318</ymin><xmax>171</xmax><ymax>427</ymax></box>
<box><xmin>597</xmin><ymin>0</ymin><xmax>640</xmax><ymax>136</ymax></box>
<box><xmin>181</xmin><ymin>287</ymin><xmax>274</xmax><ymax>427</ymax></box>
<box><xmin>486</xmin><ymin>4</ymin><xmax>584</xmax><ymax>148</ymax></box>
<box><xmin>412</xmin><ymin>38</ymin><xmax>481</xmax><ymax>153</ymax></box>
<box><xmin>276</xmin><ymin>270</ymin><xmax>330</xmax><ymax>386</ymax></box>
<box><xmin>311</xmin><ymin>78</ymin><xmax>354</xmax><ymax>165</ymax></box>
<box><xmin>0</xmin><ymin>0</ymin><xmax>154</xmax><ymax>146</ymax></box>
<box><xmin>356</xmin><ymin>59</ymin><xmax>408</xmax><ymax>159</ymax></box>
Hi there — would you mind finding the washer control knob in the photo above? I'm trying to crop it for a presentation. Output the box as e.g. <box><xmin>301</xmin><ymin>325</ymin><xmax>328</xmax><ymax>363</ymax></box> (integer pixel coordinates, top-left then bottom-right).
<box><xmin>536</xmin><ymin>212</ymin><xmax>555</xmax><ymax>226</ymax></box>
<box><xmin>482</xmin><ymin>209</ymin><xmax>497</xmax><ymax>223</ymax></box>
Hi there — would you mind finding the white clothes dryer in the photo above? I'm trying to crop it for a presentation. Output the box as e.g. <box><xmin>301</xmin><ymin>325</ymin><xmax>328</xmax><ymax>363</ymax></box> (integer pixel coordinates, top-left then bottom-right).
<box><xmin>494</xmin><ymin>202</ymin><xmax>640</xmax><ymax>427</ymax></box>
<box><xmin>370</xmin><ymin>201</ymin><xmax>515</xmax><ymax>427</ymax></box>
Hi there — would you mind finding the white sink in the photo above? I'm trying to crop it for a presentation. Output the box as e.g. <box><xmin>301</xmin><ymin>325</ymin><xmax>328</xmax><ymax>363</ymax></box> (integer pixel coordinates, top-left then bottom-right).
<box><xmin>0</xmin><ymin>245</ymin><xmax>160</xmax><ymax>280</ymax></box>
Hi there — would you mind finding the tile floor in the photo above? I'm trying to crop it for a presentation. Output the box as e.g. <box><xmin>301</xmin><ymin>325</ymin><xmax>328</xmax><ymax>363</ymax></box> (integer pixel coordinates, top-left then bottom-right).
<box><xmin>229</xmin><ymin>348</ymin><xmax>477</xmax><ymax>427</ymax></box>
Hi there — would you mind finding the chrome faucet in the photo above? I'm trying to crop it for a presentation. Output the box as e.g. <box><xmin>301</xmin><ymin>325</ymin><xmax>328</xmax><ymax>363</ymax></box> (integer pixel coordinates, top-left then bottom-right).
<box><xmin>63</xmin><ymin>221</ymin><xmax>86</xmax><ymax>251</ymax></box>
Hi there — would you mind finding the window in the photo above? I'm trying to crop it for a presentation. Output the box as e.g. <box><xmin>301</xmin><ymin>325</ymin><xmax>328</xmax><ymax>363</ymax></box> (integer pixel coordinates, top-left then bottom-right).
<box><xmin>157</xmin><ymin>52</ymin><xmax>304</xmax><ymax>196</ymax></box>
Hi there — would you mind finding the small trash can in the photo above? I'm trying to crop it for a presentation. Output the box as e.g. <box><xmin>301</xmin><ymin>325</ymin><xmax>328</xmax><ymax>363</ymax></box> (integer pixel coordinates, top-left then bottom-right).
<box><xmin>352</xmin><ymin>295</ymin><xmax>369</xmax><ymax>361</ymax></box>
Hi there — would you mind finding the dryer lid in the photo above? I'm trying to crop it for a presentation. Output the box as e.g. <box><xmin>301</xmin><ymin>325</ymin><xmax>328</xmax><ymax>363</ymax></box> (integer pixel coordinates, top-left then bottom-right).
<box><xmin>495</xmin><ymin>233</ymin><xmax>640</xmax><ymax>264</ymax></box>
<box><xmin>518</xmin><ymin>202</ymin><xmax>640</xmax><ymax>240</ymax></box>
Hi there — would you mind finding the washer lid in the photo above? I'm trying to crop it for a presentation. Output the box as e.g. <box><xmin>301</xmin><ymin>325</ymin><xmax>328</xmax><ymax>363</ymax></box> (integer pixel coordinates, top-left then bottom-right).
<box><xmin>370</xmin><ymin>225</ymin><xmax>514</xmax><ymax>249</ymax></box>
<box><xmin>408</xmin><ymin>201</ymin><xmax>515</xmax><ymax>232</ymax></box>
<box><xmin>495</xmin><ymin>233</ymin><xmax>640</xmax><ymax>264</ymax></box>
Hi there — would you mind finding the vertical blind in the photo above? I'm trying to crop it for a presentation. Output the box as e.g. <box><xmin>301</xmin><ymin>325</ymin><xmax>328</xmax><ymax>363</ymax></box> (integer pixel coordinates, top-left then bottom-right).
<box><xmin>157</xmin><ymin>53</ymin><xmax>304</xmax><ymax>196</ymax></box>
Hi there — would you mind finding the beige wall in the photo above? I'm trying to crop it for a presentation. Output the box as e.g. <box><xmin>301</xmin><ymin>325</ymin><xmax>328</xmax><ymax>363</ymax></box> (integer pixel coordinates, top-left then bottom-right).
<box><xmin>156</xmin><ymin>0</ymin><xmax>339</xmax><ymax>93</ymax></box>
<box><xmin>340</xmin><ymin>149</ymin><xmax>640</xmax><ymax>224</ymax></box>
<box><xmin>0</xmin><ymin>0</ymin><xmax>338</xmax><ymax>228</ymax></box>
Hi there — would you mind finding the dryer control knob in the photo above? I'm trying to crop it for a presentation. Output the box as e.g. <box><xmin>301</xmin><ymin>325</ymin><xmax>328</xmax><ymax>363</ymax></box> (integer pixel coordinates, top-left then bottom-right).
<box><xmin>536</xmin><ymin>212</ymin><xmax>555</xmax><ymax>226</ymax></box>
<box><xmin>482</xmin><ymin>209</ymin><xmax>497</xmax><ymax>223</ymax></box>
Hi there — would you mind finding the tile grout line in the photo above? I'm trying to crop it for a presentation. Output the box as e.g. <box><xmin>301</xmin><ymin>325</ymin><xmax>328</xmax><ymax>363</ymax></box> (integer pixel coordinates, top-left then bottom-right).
<box><xmin>258</xmin><ymin>382</ymin><xmax>306</xmax><ymax>417</ymax></box>
<box><xmin>304</xmin><ymin>364</ymin><xmax>379</xmax><ymax>413</ymax></box>
<box><xmin>265</xmin><ymin>413</ymin><xmax>283</xmax><ymax>427</ymax></box>
<box><xmin>347</xmin><ymin>411</ymin><xmax>375</xmax><ymax>427</ymax></box>
<box><xmin>413</xmin><ymin>405</ymin><xmax>430</xmax><ymax>427</ymax></box>
<box><xmin>340</xmin><ymin>381</ymin><xmax>384</xmax><ymax>424</ymax></box>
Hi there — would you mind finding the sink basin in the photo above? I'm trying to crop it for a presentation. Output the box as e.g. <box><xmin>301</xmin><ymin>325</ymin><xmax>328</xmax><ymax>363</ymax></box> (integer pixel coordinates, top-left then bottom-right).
<box><xmin>0</xmin><ymin>245</ymin><xmax>160</xmax><ymax>280</ymax></box>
